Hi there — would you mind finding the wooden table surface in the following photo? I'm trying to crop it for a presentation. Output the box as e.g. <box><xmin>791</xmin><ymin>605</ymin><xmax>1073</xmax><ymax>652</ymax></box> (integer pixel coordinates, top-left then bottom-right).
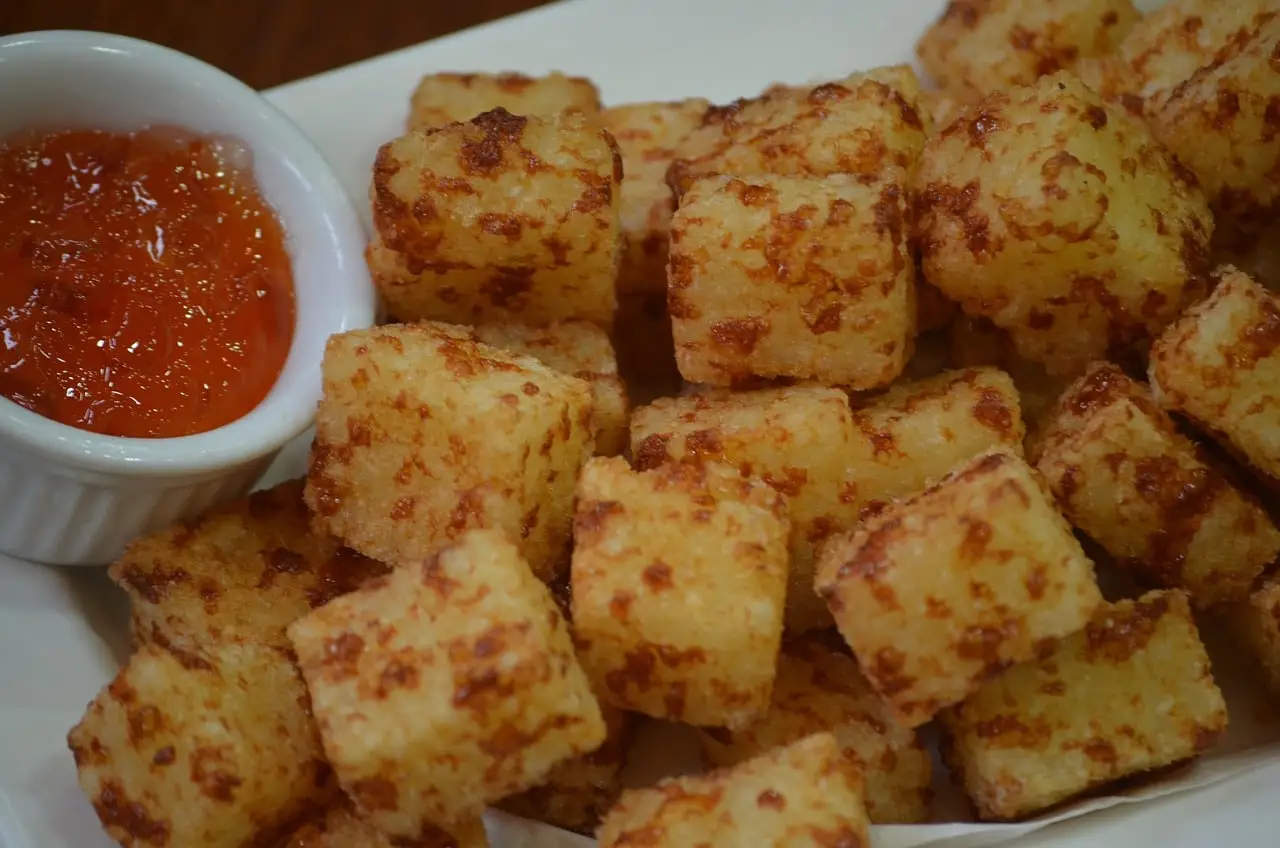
<box><xmin>1</xmin><ymin>0</ymin><xmax>554</xmax><ymax>90</ymax></box>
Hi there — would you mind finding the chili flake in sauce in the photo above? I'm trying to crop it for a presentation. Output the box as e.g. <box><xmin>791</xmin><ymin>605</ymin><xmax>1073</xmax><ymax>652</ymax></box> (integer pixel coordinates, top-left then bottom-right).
<box><xmin>0</xmin><ymin>127</ymin><xmax>295</xmax><ymax>438</ymax></box>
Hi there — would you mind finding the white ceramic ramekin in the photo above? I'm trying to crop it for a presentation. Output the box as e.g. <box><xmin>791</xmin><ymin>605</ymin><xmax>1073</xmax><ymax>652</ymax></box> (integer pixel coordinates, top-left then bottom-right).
<box><xmin>0</xmin><ymin>31</ymin><xmax>376</xmax><ymax>565</ymax></box>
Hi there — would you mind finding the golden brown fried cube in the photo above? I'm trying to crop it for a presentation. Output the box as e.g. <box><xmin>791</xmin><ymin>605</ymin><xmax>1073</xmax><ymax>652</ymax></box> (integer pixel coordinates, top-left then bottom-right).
<box><xmin>1114</xmin><ymin>0</ymin><xmax>1276</xmax><ymax>113</ymax></box>
<box><xmin>598</xmin><ymin>732</ymin><xmax>869</xmax><ymax>848</ymax></box>
<box><xmin>816</xmin><ymin>450</ymin><xmax>1103</xmax><ymax>728</ymax></box>
<box><xmin>1033</xmin><ymin>362</ymin><xmax>1280</xmax><ymax>608</ymax></box>
<box><xmin>472</xmin><ymin>320</ymin><xmax>628</xmax><ymax>456</ymax></box>
<box><xmin>1152</xmin><ymin>15</ymin><xmax>1280</xmax><ymax>229</ymax></box>
<box><xmin>699</xmin><ymin>635</ymin><xmax>931</xmax><ymax>824</ymax></box>
<box><xmin>847</xmin><ymin>367</ymin><xmax>1026</xmax><ymax>518</ymax></box>
<box><xmin>940</xmin><ymin>590</ymin><xmax>1228</xmax><ymax>821</ymax></box>
<box><xmin>498</xmin><ymin>700</ymin><xmax>637</xmax><ymax>834</ymax></box>
<box><xmin>109</xmin><ymin>480</ymin><xmax>388</xmax><ymax>652</ymax></box>
<box><xmin>1149</xmin><ymin>266</ymin><xmax>1280</xmax><ymax>484</ymax></box>
<box><xmin>1228</xmin><ymin>576</ymin><xmax>1280</xmax><ymax>700</ymax></box>
<box><xmin>917</xmin><ymin>0</ymin><xmax>1139</xmax><ymax>99</ymax></box>
<box><xmin>571</xmin><ymin>457</ymin><xmax>789</xmax><ymax>728</ymax></box>
<box><xmin>668</xmin><ymin>66</ymin><xmax>928</xmax><ymax>198</ymax></box>
<box><xmin>280</xmin><ymin>801</ymin><xmax>489</xmax><ymax>848</ymax></box>
<box><xmin>915</xmin><ymin>73</ymin><xmax>1215</xmax><ymax>377</ymax></box>
<box><xmin>613</xmin><ymin>289</ymin><xmax>683</xmax><ymax>403</ymax></box>
<box><xmin>407</xmin><ymin>70</ymin><xmax>601</xmax><ymax>130</ymax></box>
<box><xmin>287</xmin><ymin>530</ymin><xmax>604</xmax><ymax>837</ymax></box>
<box><xmin>602</xmin><ymin>99</ymin><xmax>711</xmax><ymax>296</ymax></box>
<box><xmin>668</xmin><ymin>172</ymin><xmax>915</xmax><ymax>389</ymax></box>
<box><xmin>370</xmin><ymin>108</ymin><xmax>621</xmax><ymax>326</ymax></box>
<box><xmin>305</xmin><ymin>323</ymin><xmax>593</xmax><ymax>581</ymax></box>
<box><xmin>68</xmin><ymin>642</ymin><xmax>332</xmax><ymax>848</ymax></box>
<box><xmin>630</xmin><ymin>386</ymin><xmax>861</xmax><ymax>633</ymax></box>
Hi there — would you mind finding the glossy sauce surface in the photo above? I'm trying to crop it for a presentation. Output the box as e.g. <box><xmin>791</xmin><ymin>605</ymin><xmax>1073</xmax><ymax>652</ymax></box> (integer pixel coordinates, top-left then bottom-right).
<box><xmin>0</xmin><ymin>128</ymin><xmax>295</xmax><ymax>438</ymax></box>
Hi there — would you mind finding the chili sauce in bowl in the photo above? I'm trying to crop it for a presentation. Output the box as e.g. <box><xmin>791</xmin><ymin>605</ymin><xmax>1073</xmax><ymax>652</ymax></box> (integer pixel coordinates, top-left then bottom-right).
<box><xmin>0</xmin><ymin>128</ymin><xmax>295</xmax><ymax>438</ymax></box>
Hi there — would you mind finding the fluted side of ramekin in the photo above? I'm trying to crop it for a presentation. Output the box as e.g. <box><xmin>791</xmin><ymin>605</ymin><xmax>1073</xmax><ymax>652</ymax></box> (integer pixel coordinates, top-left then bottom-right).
<box><xmin>0</xmin><ymin>450</ymin><xmax>272</xmax><ymax>566</ymax></box>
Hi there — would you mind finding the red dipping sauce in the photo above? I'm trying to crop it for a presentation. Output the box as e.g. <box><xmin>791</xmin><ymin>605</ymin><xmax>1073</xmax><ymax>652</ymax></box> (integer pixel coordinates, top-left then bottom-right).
<box><xmin>0</xmin><ymin>128</ymin><xmax>295</xmax><ymax>439</ymax></box>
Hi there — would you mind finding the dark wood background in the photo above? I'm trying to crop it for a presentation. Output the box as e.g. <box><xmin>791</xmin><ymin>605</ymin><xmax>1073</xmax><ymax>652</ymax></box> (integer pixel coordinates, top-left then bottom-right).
<box><xmin>1</xmin><ymin>0</ymin><xmax>553</xmax><ymax>90</ymax></box>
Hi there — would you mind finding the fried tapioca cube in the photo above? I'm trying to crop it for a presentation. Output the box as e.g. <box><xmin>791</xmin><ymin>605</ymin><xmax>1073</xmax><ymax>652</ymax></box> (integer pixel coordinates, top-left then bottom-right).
<box><xmin>279</xmin><ymin>800</ymin><xmax>489</xmax><ymax>848</ymax></box>
<box><xmin>370</xmin><ymin>108</ymin><xmax>621</xmax><ymax>326</ymax></box>
<box><xmin>602</xmin><ymin>99</ymin><xmax>711</xmax><ymax>296</ymax></box>
<box><xmin>816</xmin><ymin>450</ymin><xmax>1103</xmax><ymax>728</ymax></box>
<box><xmin>915</xmin><ymin>73</ymin><xmax>1214</xmax><ymax>376</ymax></box>
<box><xmin>630</xmin><ymin>385</ymin><xmax>861</xmax><ymax>633</ymax></box>
<box><xmin>916</xmin><ymin>0</ymin><xmax>1140</xmax><ymax>99</ymax></box>
<box><xmin>1227</xmin><ymin>576</ymin><xmax>1280</xmax><ymax>700</ymax></box>
<box><xmin>940</xmin><ymin>590</ymin><xmax>1227</xmax><ymax>821</ymax></box>
<box><xmin>1151</xmin><ymin>14</ymin><xmax>1280</xmax><ymax>229</ymax></box>
<box><xmin>108</xmin><ymin>480</ymin><xmax>388</xmax><ymax>653</ymax></box>
<box><xmin>1149</xmin><ymin>266</ymin><xmax>1280</xmax><ymax>484</ymax></box>
<box><xmin>699</xmin><ymin>635</ymin><xmax>932</xmax><ymax>823</ymax></box>
<box><xmin>68</xmin><ymin>642</ymin><xmax>332</xmax><ymax>848</ymax></box>
<box><xmin>1113</xmin><ymin>0</ymin><xmax>1277</xmax><ymax>114</ymax></box>
<box><xmin>570</xmin><ymin>457</ymin><xmax>789</xmax><ymax>729</ymax></box>
<box><xmin>407</xmin><ymin>70</ymin><xmax>601</xmax><ymax>130</ymax></box>
<box><xmin>598</xmin><ymin>733</ymin><xmax>869</xmax><ymax>848</ymax></box>
<box><xmin>667</xmin><ymin>65</ymin><xmax>928</xmax><ymax>198</ymax></box>
<box><xmin>473</xmin><ymin>320</ymin><xmax>628</xmax><ymax>456</ymax></box>
<box><xmin>287</xmin><ymin>530</ymin><xmax>605</xmax><ymax>838</ymax></box>
<box><xmin>497</xmin><ymin>700</ymin><xmax>637</xmax><ymax>835</ymax></box>
<box><xmin>1032</xmin><ymin>362</ymin><xmax>1280</xmax><ymax>608</ymax></box>
<box><xmin>846</xmin><ymin>367</ymin><xmax>1026</xmax><ymax>518</ymax></box>
<box><xmin>668</xmin><ymin>171</ymin><xmax>915</xmax><ymax>389</ymax></box>
<box><xmin>305</xmin><ymin>322</ymin><xmax>594</xmax><ymax>581</ymax></box>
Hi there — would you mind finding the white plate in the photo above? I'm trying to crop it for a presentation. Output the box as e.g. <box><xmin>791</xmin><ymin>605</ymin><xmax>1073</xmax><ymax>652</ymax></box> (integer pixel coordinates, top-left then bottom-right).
<box><xmin>3</xmin><ymin>1</ymin><xmax>1279</xmax><ymax>846</ymax></box>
